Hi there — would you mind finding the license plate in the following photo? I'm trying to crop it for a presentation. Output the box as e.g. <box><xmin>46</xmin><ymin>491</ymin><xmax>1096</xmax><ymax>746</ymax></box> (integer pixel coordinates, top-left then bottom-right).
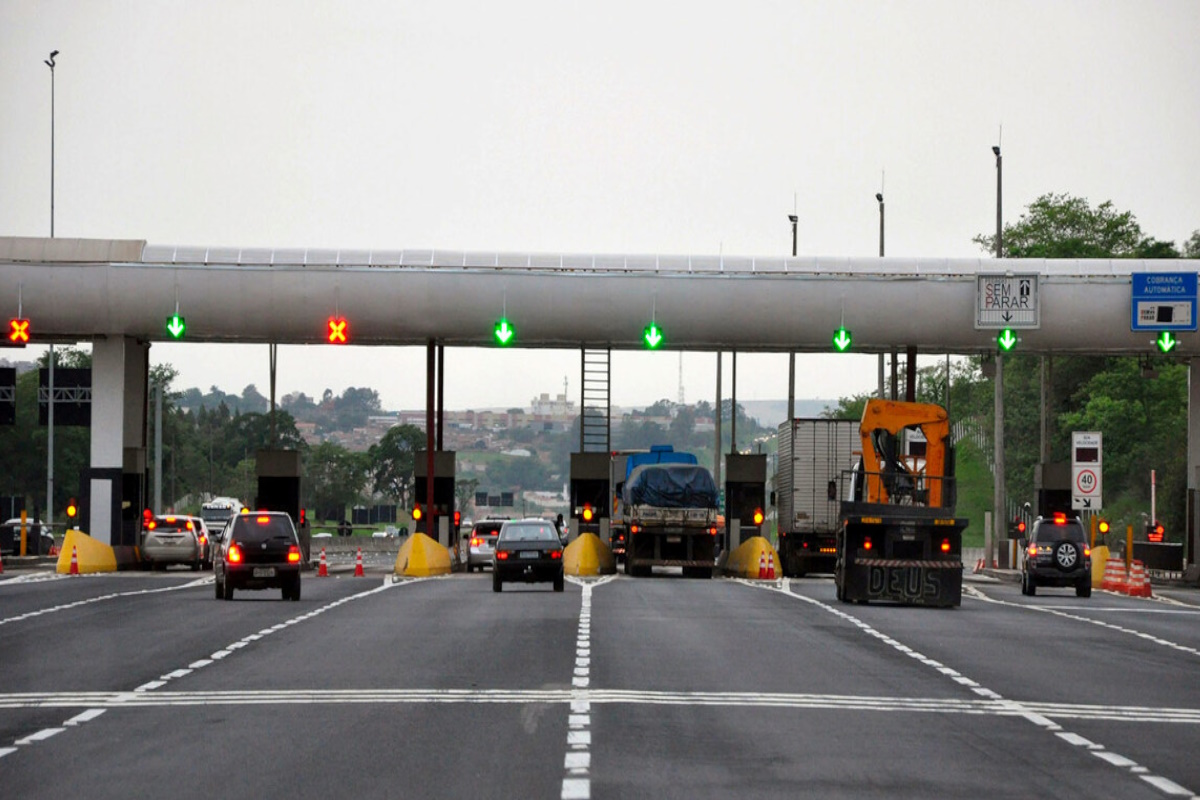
<box><xmin>519</xmin><ymin>551</ymin><xmax>539</xmax><ymax>559</ymax></box>
<box><xmin>667</xmin><ymin>536</ymin><xmax>682</xmax><ymax>543</ymax></box>
<box><xmin>253</xmin><ymin>567</ymin><xmax>276</xmax><ymax>578</ymax></box>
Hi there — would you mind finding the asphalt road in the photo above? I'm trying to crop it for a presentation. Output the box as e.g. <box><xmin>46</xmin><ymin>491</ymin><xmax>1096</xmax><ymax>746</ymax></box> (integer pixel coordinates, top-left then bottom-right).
<box><xmin>2</xmin><ymin>568</ymin><xmax>1200</xmax><ymax>799</ymax></box>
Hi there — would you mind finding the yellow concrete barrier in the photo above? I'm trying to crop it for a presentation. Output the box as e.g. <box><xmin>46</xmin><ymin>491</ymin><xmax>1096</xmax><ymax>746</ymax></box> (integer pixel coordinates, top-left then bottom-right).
<box><xmin>56</xmin><ymin>529</ymin><xmax>118</xmax><ymax>574</ymax></box>
<box><xmin>564</xmin><ymin>533</ymin><xmax>616</xmax><ymax>576</ymax></box>
<box><xmin>394</xmin><ymin>533</ymin><xmax>451</xmax><ymax>577</ymax></box>
<box><xmin>723</xmin><ymin>535</ymin><xmax>779</xmax><ymax>579</ymax></box>
<box><xmin>1092</xmin><ymin>545</ymin><xmax>1109</xmax><ymax>589</ymax></box>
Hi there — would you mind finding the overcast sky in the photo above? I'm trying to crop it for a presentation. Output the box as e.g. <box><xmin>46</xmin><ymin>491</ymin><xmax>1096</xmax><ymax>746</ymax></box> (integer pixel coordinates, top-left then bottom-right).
<box><xmin>3</xmin><ymin>1</ymin><xmax>1198</xmax><ymax>411</ymax></box>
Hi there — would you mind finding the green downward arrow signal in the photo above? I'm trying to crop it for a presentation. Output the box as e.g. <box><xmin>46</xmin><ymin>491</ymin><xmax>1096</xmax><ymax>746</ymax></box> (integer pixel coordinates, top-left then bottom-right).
<box><xmin>832</xmin><ymin>327</ymin><xmax>852</xmax><ymax>352</ymax></box>
<box><xmin>494</xmin><ymin>319</ymin><xmax>514</xmax><ymax>346</ymax></box>
<box><xmin>166</xmin><ymin>314</ymin><xmax>186</xmax><ymax>339</ymax></box>
<box><xmin>1157</xmin><ymin>331</ymin><xmax>1178</xmax><ymax>353</ymax></box>
<box><xmin>998</xmin><ymin>328</ymin><xmax>1018</xmax><ymax>352</ymax></box>
<box><xmin>644</xmin><ymin>323</ymin><xmax>664</xmax><ymax>349</ymax></box>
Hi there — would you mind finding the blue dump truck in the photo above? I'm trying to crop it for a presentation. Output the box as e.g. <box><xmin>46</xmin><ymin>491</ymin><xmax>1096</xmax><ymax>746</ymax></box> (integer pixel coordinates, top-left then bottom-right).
<box><xmin>614</xmin><ymin>446</ymin><xmax>720</xmax><ymax>578</ymax></box>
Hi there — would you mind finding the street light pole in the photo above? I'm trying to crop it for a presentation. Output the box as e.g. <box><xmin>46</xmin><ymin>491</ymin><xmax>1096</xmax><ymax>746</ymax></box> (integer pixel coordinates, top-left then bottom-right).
<box><xmin>45</xmin><ymin>50</ymin><xmax>58</xmax><ymax>238</ymax></box>
<box><xmin>992</xmin><ymin>143</ymin><xmax>1005</xmax><ymax>570</ymax></box>
<box><xmin>876</xmin><ymin>193</ymin><xmax>886</xmax><ymax>398</ymax></box>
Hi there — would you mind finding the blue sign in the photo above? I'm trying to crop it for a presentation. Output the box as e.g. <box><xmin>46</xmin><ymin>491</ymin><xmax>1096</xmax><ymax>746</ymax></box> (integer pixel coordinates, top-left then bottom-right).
<box><xmin>1131</xmin><ymin>272</ymin><xmax>1198</xmax><ymax>332</ymax></box>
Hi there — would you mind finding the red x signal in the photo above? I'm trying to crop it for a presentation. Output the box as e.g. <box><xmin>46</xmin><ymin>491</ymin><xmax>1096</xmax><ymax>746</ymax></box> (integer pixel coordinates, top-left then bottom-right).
<box><xmin>327</xmin><ymin>317</ymin><xmax>348</xmax><ymax>344</ymax></box>
<box><xmin>8</xmin><ymin>318</ymin><xmax>30</xmax><ymax>344</ymax></box>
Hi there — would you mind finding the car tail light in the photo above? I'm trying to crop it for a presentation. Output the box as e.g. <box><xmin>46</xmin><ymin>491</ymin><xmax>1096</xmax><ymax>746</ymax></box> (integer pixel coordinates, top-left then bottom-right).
<box><xmin>708</xmin><ymin>527</ymin><xmax>717</xmax><ymax>536</ymax></box>
<box><xmin>227</xmin><ymin>544</ymin><xmax>243</xmax><ymax>564</ymax></box>
<box><xmin>165</xmin><ymin>516</ymin><xmax>177</xmax><ymax>523</ymax></box>
<box><xmin>256</xmin><ymin>515</ymin><xmax>271</xmax><ymax>525</ymax></box>
<box><xmin>1027</xmin><ymin>544</ymin><xmax>1038</xmax><ymax>557</ymax></box>
<box><xmin>631</xmin><ymin>525</ymin><xmax>640</xmax><ymax>534</ymax></box>
<box><xmin>496</xmin><ymin>551</ymin><xmax>510</xmax><ymax>561</ymax></box>
<box><xmin>617</xmin><ymin>534</ymin><xmax>625</xmax><ymax>542</ymax></box>
<box><xmin>185</xmin><ymin>520</ymin><xmax>194</xmax><ymax>530</ymax></box>
<box><xmin>550</xmin><ymin>550</ymin><xmax>563</xmax><ymax>560</ymax></box>
<box><xmin>863</xmin><ymin>536</ymin><xmax>873</xmax><ymax>551</ymax></box>
<box><xmin>287</xmin><ymin>545</ymin><xmax>301</xmax><ymax>563</ymax></box>
<box><xmin>940</xmin><ymin>538</ymin><xmax>951</xmax><ymax>553</ymax></box>
<box><xmin>471</xmin><ymin>537</ymin><xmax>482</xmax><ymax>546</ymax></box>
<box><xmin>146</xmin><ymin>520</ymin><xmax>157</xmax><ymax>530</ymax></box>
<box><xmin>1084</xmin><ymin>546</ymin><xmax>1091</xmax><ymax>557</ymax></box>
<box><xmin>198</xmin><ymin>534</ymin><xmax>207</xmax><ymax>545</ymax></box>
<box><xmin>1053</xmin><ymin>512</ymin><xmax>1067</xmax><ymax>525</ymax></box>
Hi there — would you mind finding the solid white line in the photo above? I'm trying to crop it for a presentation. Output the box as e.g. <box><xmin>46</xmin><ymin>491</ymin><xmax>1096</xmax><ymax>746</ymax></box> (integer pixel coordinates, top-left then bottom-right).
<box><xmin>0</xmin><ymin>747</ymin><xmax>17</xmax><ymax>758</ymax></box>
<box><xmin>1140</xmin><ymin>775</ymin><xmax>1195</xmax><ymax>796</ymax></box>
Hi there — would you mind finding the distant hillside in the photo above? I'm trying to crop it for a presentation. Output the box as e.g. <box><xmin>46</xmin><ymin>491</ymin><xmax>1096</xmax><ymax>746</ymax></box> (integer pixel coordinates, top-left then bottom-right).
<box><xmin>739</xmin><ymin>399</ymin><xmax>837</xmax><ymax>430</ymax></box>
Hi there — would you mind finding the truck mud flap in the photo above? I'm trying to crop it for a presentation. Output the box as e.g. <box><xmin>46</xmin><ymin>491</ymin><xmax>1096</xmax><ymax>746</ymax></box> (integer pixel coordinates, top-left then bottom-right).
<box><xmin>840</xmin><ymin>559</ymin><xmax>962</xmax><ymax>607</ymax></box>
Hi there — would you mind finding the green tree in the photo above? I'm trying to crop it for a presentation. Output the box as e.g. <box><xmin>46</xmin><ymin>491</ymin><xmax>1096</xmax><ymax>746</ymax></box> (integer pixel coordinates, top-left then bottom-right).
<box><xmin>973</xmin><ymin>193</ymin><xmax>1146</xmax><ymax>258</ymax></box>
<box><xmin>367</xmin><ymin>424</ymin><xmax>426</xmax><ymax>505</ymax></box>
<box><xmin>304</xmin><ymin>441</ymin><xmax>367</xmax><ymax>518</ymax></box>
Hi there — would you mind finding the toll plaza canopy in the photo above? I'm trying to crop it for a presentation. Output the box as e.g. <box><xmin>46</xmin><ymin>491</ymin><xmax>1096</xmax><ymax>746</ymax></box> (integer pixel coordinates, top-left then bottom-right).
<box><xmin>2</xmin><ymin>236</ymin><xmax>1198</xmax><ymax>355</ymax></box>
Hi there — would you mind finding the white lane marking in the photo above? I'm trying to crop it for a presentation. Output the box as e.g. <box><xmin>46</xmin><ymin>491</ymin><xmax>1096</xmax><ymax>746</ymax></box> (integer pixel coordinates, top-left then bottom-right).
<box><xmin>1</xmin><ymin>578</ymin><xmax>418</xmax><ymax>763</ymax></box>
<box><xmin>562</xmin><ymin>580</ymin><xmax>597</xmax><ymax>800</ymax></box>
<box><xmin>1141</xmin><ymin>775</ymin><xmax>1196</xmax><ymax>796</ymax></box>
<box><xmin>966</xmin><ymin>585</ymin><xmax>1200</xmax><ymax>659</ymax></box>
<box><xmin>14</xmin><ymin>728</ymin><xmax>64</xmax><ymax>745</ymax></box>
<box><xmin>0</xmin><ymin>747</ymin><xmax>16</xmax><ymax>758</ymax></box>
<box><xmin>767</xmin><ymin>580</ymin><xmax>1198</xmax><ymax>799</ymax></box>
<box><xmin>0</xmin><ymin>577</ymin><xmax>212</xmax><ymax>627</ymax></box>
<box><xmin>64</xmin><ymin>709</ymin><xmax>106</xmax><ymax>726</ymax></box>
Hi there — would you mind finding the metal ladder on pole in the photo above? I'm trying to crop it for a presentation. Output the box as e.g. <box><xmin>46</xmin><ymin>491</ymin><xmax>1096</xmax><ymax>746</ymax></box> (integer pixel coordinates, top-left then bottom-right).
<box><xmin>580</xmin><ymin>348</ymin><xmax>611</xmax><ymax>453</ymax></box>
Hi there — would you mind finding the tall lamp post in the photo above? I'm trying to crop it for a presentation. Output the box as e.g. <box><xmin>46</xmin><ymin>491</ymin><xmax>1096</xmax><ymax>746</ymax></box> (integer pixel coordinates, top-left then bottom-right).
<box><xmin>45</xmin><ymin>50</ymin><xmax>58</xmax><ymax>237</ymax></box>
<box><xmin>991</xmin><ymin>143</ymin><xmax>1005</xmax><ymax>571</ymax></box>
<box><xmin>876</xmin><ymin>193</ymin><xmax>886</xmax><ymax>398</ymax></box>
<box><xmin>44</xmin><ymin>50</ymin><xmax>59</xmax><ymax>532</ymax></box>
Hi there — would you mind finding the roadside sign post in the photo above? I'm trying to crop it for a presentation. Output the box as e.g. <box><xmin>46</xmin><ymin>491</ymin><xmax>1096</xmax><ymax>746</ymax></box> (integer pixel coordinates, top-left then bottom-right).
<box><xmin>1071</xmin><ymin>431</ymin><xmax>1103</xmax><ymax>511</ymax></box>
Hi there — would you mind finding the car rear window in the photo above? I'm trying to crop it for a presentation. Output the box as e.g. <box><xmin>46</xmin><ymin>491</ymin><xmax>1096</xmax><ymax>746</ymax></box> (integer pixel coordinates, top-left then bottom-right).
<box><xmin>1035</xmin><ymin>522</ymin><xmax>1086</xmax><ymax>543</ymax></box>
<box><xmin>229</xmin><ymin>515</ymin><xmax>296</xmax><ymax>544</ymax></box>
<box><xmin>501</xmin><ymin>523</ymin><xmax>558</xmax><ymax>542</ymax></box>
<box><xmin>473</xmin><ymin>523</ymin><xmax>503</xmax><ymax>536</ymax></box>
<box><xmin>152</xmin><ymin>518</ymin><xmax>195</xmax><ymax>533</ymax></box>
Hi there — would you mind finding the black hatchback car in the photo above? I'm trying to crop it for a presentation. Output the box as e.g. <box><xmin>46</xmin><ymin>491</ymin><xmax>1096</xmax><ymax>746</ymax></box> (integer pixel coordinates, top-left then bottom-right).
<box><xmin>214</xmin><ymin>511</ymin><xmax>302</xmax><ymax>601</ymax></box>
<box><xmin>1021</xmin><ymin>513</ymin><xmax>1091</xmax><ymax>597</ymax></box>
<box><xmin>493</xmin><ymin>519</ymin><xmax>565</xmax><ymax>593</ymax></box>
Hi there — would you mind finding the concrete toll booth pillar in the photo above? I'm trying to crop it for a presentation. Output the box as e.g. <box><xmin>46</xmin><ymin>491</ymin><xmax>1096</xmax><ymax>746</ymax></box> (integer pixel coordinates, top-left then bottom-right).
<box><xmin>570</xmin><ymin>453</ymin><xmax>611</xmax><ymax>543</ymax></box>
<box><xmin>415</xmin><ymin>451</ymin><xmax>456</xmax><ymax>548</ymax></box>
<box><xmin>725</xmin><ymin>453</ymin><xmax>767</xmax><ymax>550</ymax></box>
<box><xmin>256</xmin><ymin>449</ymin><xmax>302</xmax><ymax>521</ymax></box>
<box><xmin>84</xmin><ymin>336</ymin><xmax>149</xmax><ymax>557</ymax></box>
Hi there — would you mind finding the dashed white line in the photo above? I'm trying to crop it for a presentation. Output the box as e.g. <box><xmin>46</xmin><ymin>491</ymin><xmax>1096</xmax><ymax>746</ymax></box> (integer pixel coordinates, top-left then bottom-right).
<box><xmin>768</xmin><ymin>580</ymin><xmax>1199</xmax><ymax>799</ymax></box>
<box><xmin>14</xmin><ymin>728</ymin><xmax>64</xmax><ymax>745</ymax></box>
<box><xmin>64</xmin><ymin>709</ymin><xmax>106</xmax><ymax>726</ymax></box>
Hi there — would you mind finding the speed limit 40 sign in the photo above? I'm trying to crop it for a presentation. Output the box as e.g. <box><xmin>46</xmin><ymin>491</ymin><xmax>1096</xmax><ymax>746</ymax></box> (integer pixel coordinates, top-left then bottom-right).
<box><xmin>1072</xmin><ymin>431</ymin><xmax>1102</xmax><ymax>510</ymax></box>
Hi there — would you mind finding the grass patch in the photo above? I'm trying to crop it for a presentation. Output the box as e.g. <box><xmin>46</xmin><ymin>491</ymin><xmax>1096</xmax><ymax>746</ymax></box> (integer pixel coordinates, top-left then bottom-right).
<box><xmin>953</xmin><ymin>438</ymin><xmax>995</xmax><ymax>548</ymax></box>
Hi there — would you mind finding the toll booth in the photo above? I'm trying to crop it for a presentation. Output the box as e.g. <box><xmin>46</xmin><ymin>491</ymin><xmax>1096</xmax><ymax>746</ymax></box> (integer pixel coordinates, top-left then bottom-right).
<box><xmin>570</xmin><ymin>453</ymin><xmax>610</xmax><ymax>543</ymax></box>
<box><xmin>725</xmin><ymin>453</ymin><xmax>767</xmax><ymax>550</ymax></box>
<box><xmin>1034</xmin><ymin>461</ymin><xmax>1072</xmax><ymax>517</ymax></box>
<box><xmin>415</xmin><ymin>450</ymin><xmax>456</xmax><ymax>548</ymax></box>
<box><xmin>256</xmin><ymin>449</ymin><xmax>303</xmax><ymax>524</ymax></box>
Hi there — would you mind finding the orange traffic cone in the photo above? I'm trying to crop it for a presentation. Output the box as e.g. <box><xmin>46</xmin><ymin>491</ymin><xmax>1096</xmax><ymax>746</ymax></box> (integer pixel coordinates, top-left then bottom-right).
<box><xmin>767</xmin><ymin>551</ymin><xmax>776</xmax><ymax>580</ymax></box>
<box><xmin>317</xmin><ymin>547</ymin><xmax>329</xmax><ymax>577</ymax></box>
<box><xmin>1126</xmin><ymin>560</ymin><xmax>1152</xmax><ymax>598</ymax></box>
<box><xmin>69</xmin><ymin>546</ymin><xmax>79</xmax><ymax>576</ymax></box>
<box><xmin>353</xmin><ymin>547</ymin><xmax>365</xmax><ymax>577</ymax></box>
<box><xmin>757</xmin><ymin>551</ymin><xmax>767</xmax><ymax>579</ymax></box>
<box><xmin>48</xmin><ymin>541</ymin><xmax>59</xmax><ymax>557</ymax></box>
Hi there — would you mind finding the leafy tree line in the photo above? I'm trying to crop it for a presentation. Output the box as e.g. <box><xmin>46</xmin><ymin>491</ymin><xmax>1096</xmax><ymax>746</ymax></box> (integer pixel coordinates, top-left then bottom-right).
<box><xmin>829</xmin><ymin>194</ymin><xmax>1199</xmax><ymax>541</ymax></box>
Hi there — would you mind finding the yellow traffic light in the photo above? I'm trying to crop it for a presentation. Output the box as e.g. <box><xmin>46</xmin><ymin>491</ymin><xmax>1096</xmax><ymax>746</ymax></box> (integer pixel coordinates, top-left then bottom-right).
<box><xmin>582</xmin><ymin>504</ymin><xmax>594</xmax><ymax>523</ymax></box>
<box><xmin>412</xmin><ymin>505</ymin><xmax>423</xmax><ymax>521</ymax></box>
<box><xmin>1098</xmin><ymin>519</ymin><xmax>1110</xmax><ymax>534</ymax></box>
<box><xmin>66</xmin><ymin>498</ymin><xmax>77</xmax><ymax>518</ymax></box>
<box><xmin>753</xmin><ymin>508</ymin><xmax>764</xmax><ymax>526</ymax></box>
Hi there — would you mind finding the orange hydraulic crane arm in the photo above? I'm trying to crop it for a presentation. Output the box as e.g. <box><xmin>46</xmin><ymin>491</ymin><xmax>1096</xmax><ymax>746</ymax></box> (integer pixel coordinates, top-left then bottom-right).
<box><xmin>858</xmin><ymin>399</ymin><xmax>951</xmax><ymax>506</ymax></box>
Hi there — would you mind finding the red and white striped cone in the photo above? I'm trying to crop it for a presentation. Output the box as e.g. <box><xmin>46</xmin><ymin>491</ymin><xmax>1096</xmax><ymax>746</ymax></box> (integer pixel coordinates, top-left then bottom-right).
<box><xmin>317</xmin><ymin>547</ymin><xmax>329</xmax><ymax>577</ymax></box>
<box><xmin>767</xmin><ymin>551</ymin><xmax>777</xmax><ymax>580</ymax></box>
<box><xmin>354</xmin><ymin>547</ymin><xmax>365</xmax><ymax>577</ymax></box>
<box><xmin>757</xmin><ymin>551</ymin><xmax>767</xmax><ymax>580</ymax></box>
<box><xmin>69</xmin><ymin>545</ymin><xmax>80</xmax><ymax>576</ymax></box>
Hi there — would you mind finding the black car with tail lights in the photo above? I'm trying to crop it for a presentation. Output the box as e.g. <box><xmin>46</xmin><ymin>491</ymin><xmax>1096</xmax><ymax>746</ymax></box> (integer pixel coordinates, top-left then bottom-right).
<box><xmin>1021</xmin><ymin>513</ymin><xmax>1092</xmax><ymax>597</ymax></box>
<box><xmin>214</xmin><ymin>510</ymin><xmax>303</xmax><ymax>601</ymax></box>
<box><xmin>492</xmin><ymin>518</ymin><xmax>565</xmax><ymax>592</ymax></box>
